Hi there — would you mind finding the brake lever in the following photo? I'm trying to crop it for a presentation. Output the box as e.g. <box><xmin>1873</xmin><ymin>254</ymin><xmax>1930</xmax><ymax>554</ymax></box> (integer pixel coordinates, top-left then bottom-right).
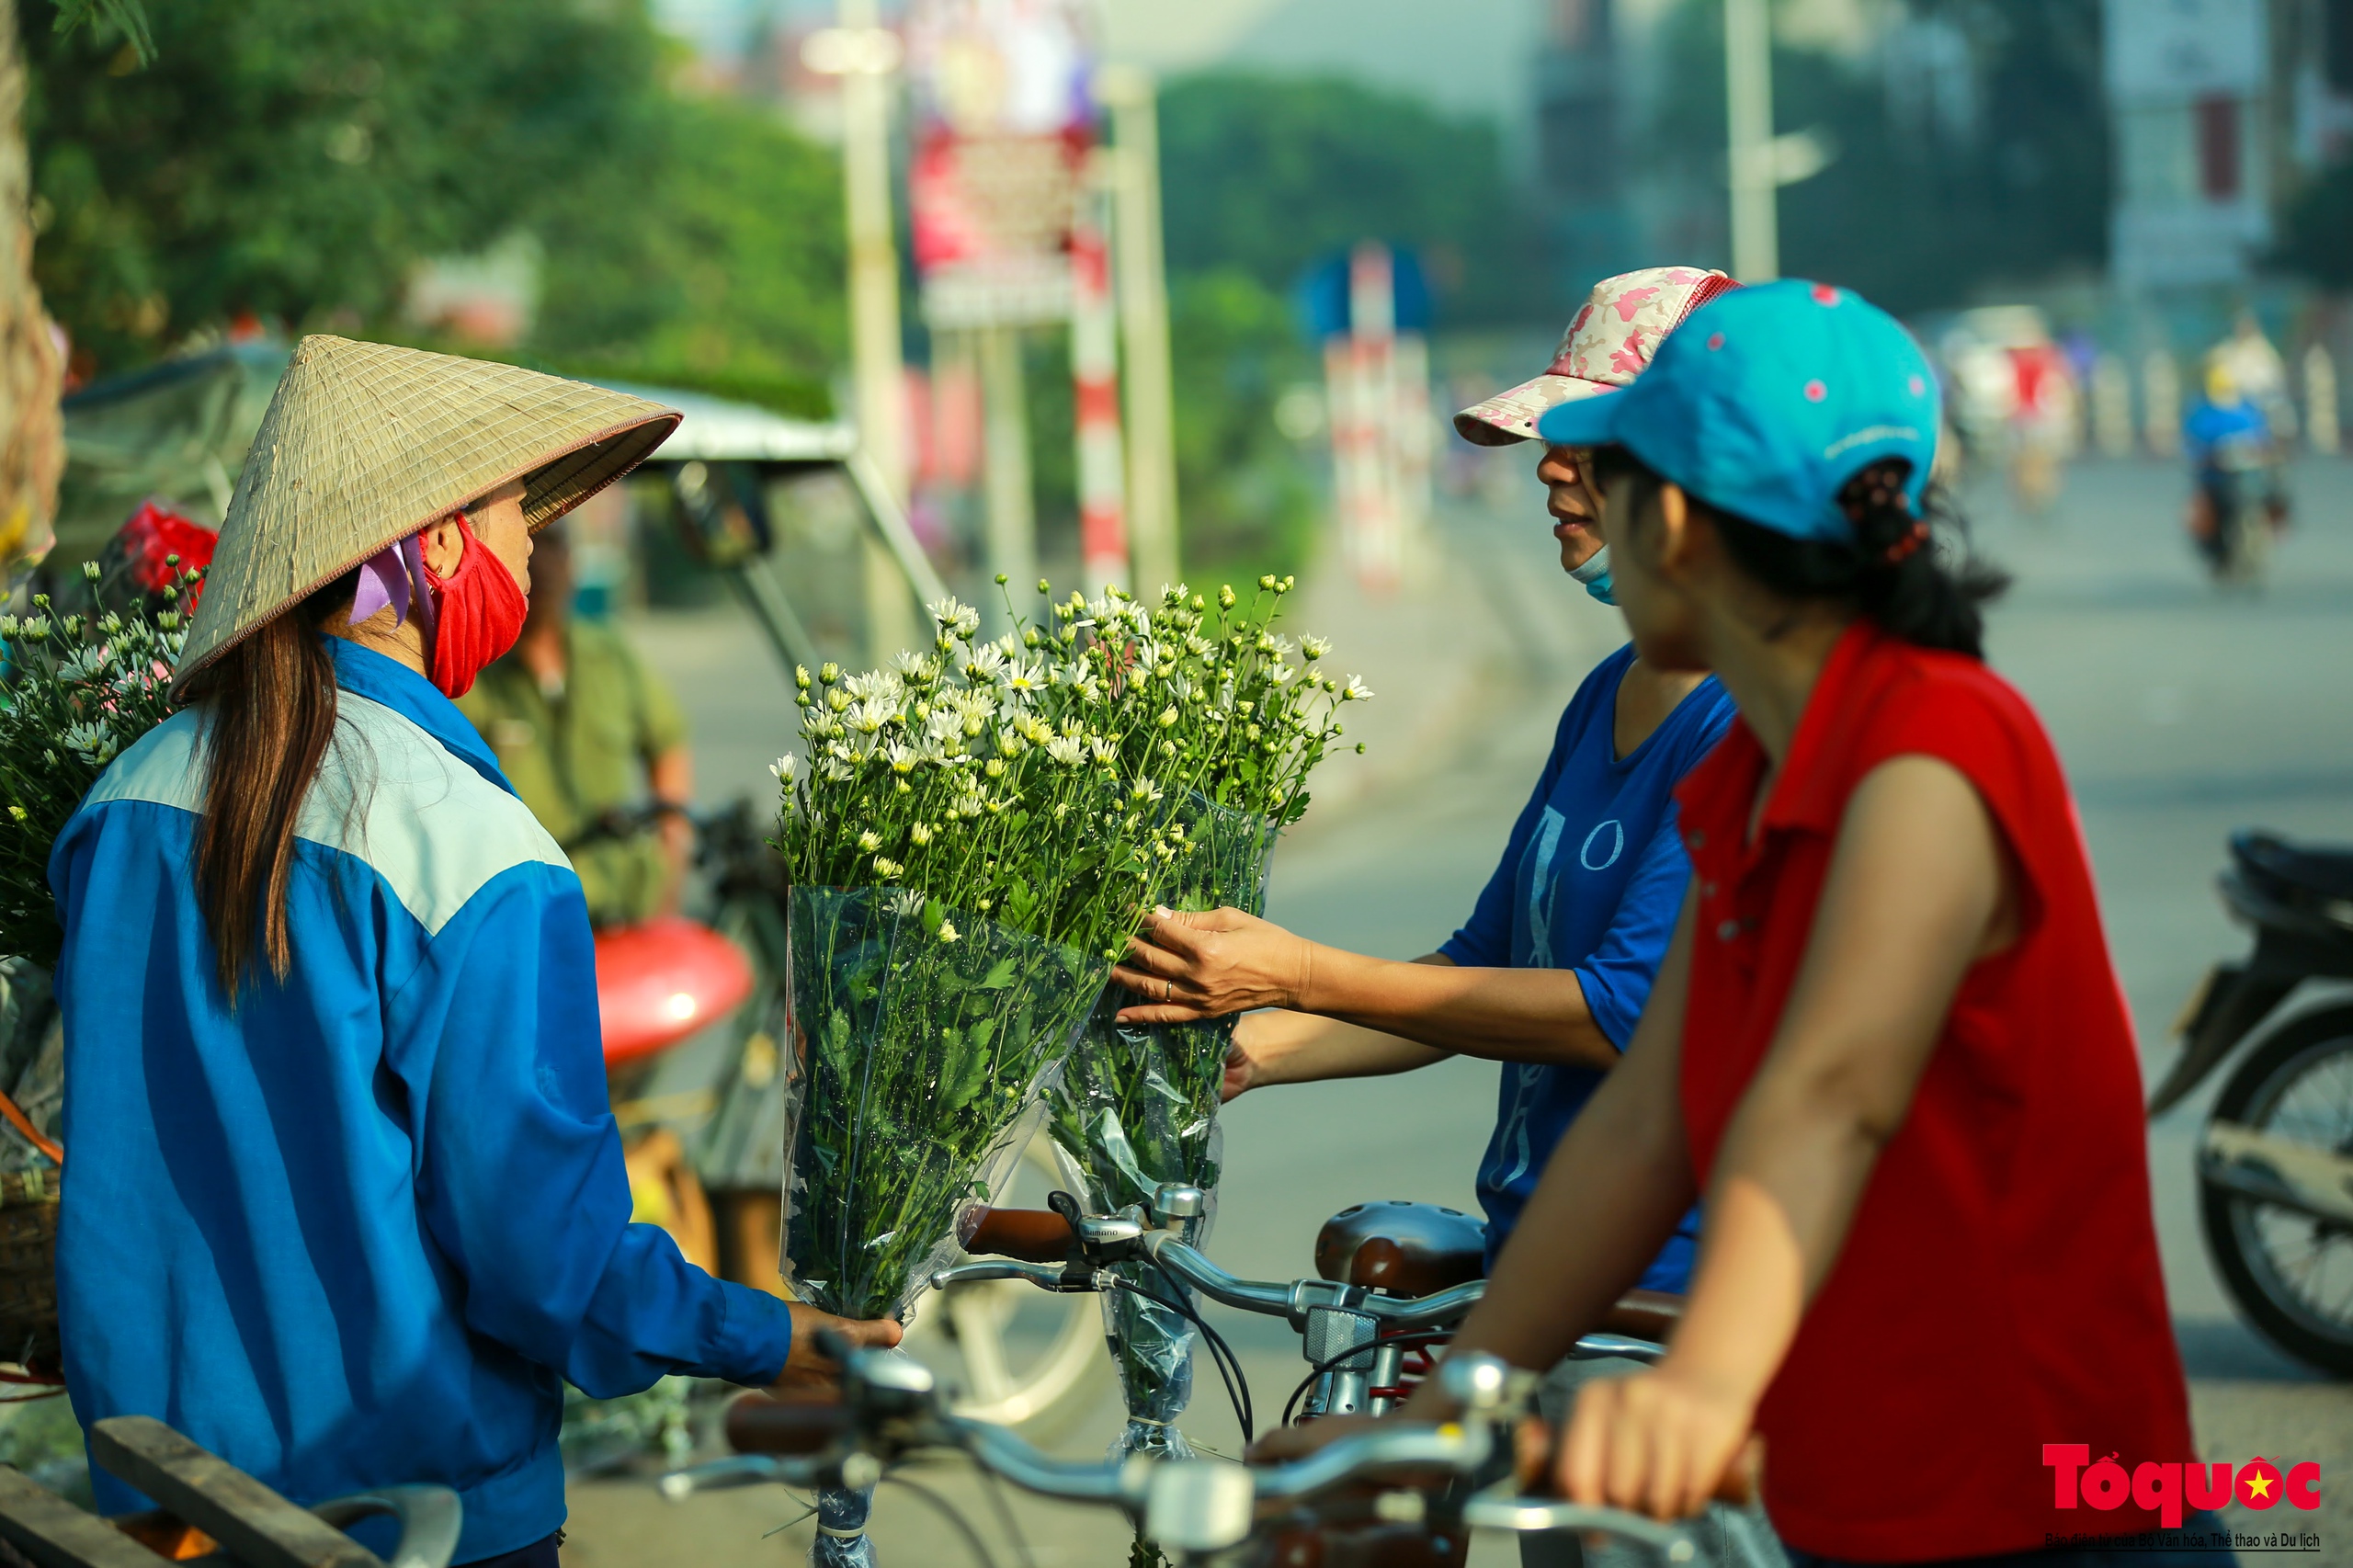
<box><xmin>930</xmin><ymin>1258</ymin><xmax>1102</xmax><ymax>1292</ymax></box>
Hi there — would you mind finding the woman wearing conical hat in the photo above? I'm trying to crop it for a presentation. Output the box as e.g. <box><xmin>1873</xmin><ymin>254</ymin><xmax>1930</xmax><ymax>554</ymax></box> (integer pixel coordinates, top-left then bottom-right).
<box><xmin>44</xmin><ymin>338</ymin><xmax>900</xmax><ymax>1568</ymax></box>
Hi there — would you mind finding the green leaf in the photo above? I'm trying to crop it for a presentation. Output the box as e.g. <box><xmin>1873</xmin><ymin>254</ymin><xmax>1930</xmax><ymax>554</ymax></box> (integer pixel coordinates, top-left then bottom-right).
<box><xmin>978</xmin><ymin>956</ymin><xmax>1017</xmax><ymax>990</ymax></box>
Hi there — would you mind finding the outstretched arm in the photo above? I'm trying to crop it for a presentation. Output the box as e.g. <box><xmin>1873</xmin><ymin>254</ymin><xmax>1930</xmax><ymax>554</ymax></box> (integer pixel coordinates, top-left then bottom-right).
<box><xmin>1221</xmin><ymin>960</ymin><xmax>1456</xmax><ymax>1097</ymax></box>
<box><xmin>1114</xmin><ymin>909</ymin><xmax>1618</xmax><ymax>1070</ymax></box>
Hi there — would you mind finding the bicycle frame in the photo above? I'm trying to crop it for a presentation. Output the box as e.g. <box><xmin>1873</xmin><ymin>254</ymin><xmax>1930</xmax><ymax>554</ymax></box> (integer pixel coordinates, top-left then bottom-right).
<box><xmin>937</xmin><ymin>1186</ymin><xmax>1667</xmax><ymax>1424</ymax></box>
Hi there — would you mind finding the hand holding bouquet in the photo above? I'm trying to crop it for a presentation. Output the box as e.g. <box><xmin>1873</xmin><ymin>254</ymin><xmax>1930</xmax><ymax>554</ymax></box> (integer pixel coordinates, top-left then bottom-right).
<box><xmin>1035</xmin><ymin>577</ymin><xmax>1369</xmax><ymax>1458</ymax></box>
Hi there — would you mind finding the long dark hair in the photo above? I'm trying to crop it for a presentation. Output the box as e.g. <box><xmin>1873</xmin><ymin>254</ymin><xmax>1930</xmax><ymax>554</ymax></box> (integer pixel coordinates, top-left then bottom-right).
<box><xmin>1592</xmin><ymin>448</ymin><xmax>2008</xmax><ymax>658</ymax></box>
<box><xmin>176</xmin><ymin>572</ymin><xmax>358</xmax><ymax>998</ymax></box>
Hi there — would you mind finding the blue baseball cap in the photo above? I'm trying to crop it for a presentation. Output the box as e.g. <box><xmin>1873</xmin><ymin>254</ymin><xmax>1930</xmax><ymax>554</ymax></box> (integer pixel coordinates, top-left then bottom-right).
<box><xmin>1534</xmin><ymin>279</ymin><xmax>1939</xmax><ymax>545</ymax></box>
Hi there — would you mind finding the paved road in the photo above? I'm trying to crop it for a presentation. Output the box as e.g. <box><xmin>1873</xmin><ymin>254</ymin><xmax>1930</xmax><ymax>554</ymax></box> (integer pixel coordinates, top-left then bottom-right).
<box><xmin>606</xmin><ymin>454</ymin><xmax>2352</xmax><ymax>1565</ymax></box>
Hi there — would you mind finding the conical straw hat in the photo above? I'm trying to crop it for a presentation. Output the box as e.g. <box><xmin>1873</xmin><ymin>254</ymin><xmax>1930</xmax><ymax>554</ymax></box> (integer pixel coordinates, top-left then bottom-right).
<box><xmin>174</xmin><ymin>335</ymin><xmax>681</xmax><ymax>692</ymax></box>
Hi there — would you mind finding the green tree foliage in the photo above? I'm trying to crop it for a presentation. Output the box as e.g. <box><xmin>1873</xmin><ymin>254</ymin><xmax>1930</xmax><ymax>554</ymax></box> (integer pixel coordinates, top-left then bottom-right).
<box><xmin>1165</xmin><ymin>269</ymin><xmax>1314</xmax><ymax>580</ymax></box>
<box><xmin>1157</xmin><ymin>71</ymin><xmax>1545</xmax><ymax>325</ymax></box>
<box><xmin>532</xmin><ymin>91</ymin><xmax>842</xmax><ymax>406</ymax></box>
<box><xmin>22</xmin><ymin>0</ymin><xmax>843</xmax><ymax>400</ymax></box>
<box><xmin>1145</xmin><ymin>71</ymin><xmax>1541</xmax><ymax>580</ymax></box>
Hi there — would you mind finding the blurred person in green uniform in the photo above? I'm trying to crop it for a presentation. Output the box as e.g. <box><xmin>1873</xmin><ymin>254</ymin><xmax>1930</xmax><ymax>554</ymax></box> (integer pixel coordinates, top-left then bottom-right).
<box><xmin>458</xmin><ymin>522</ymin><xmax>695</xmax><ymax>927</ymax></box>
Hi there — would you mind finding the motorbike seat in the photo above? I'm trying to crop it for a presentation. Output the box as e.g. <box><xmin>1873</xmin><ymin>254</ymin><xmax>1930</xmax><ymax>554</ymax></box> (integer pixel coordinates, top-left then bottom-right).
<box><xmin>1316</xmin><ymin>1200</ymin><xmax>1486</xmax><ymax>1296</ymax></box>
<box><xmin>2233</xmin><ymin>831</ymin><xmax>2353</xmax><ymax>906</ymax></box>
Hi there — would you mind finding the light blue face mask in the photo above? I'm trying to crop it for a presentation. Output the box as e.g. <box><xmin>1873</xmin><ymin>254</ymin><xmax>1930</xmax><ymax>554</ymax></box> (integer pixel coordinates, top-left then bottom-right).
<box><xmin>1568</xmin><ymin>545</ymin><xmax>1616</xmax><ymax>606</ymax></box>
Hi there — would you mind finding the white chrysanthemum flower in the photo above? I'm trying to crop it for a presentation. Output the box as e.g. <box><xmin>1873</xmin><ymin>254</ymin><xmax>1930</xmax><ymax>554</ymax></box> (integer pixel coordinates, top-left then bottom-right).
<box><xmin>60</xmin><ymin>722</ymin><xmax>117</xmax><ymax>763</ymax></box>
<box><xmin>1155</xmin><ymin>705</ymin><xmax>1179</xmax><ymax>730</ymax></box>
<box><xmin>937</xmin><ymin>918</ymin><xmax>959</xmax><ymax>943</ymax></box>
<box><xmin>1270</xmin><ymin>664</ymin><xmax>1299</xmax><ymax>686</ymax></box>
<box><xmin>770</xmin><ymin>755</ymin><xmax>801</xmax><ymax>783</ymax></box>
<box><xmin>822</xmin><ymin>757</ymin><xmax>856</xmax><ymax>781</ymax></box>
<box><xmin>1129</xmin><ymin>777</ymin><xmax>1165</xmax><ymax>805</ymax></box>
<box><xmin>926</xmin><ymin>708</ymin><xmax>963</xmax><ymax>744</ymax></box>
<box><xmin>911</xmin><ymin>822</ymin><xmax>935</xmax><ymax>846</ymax></box>
<box><xmin>858</xmin><ymin>829</ymin><xmax>884</xmax><ymax>852</ymax></box>
<box><xmin>1046</xmin><ymin>735</ymin><xmax>1084</xmax><ymax>767</ymax></box>
<box><xmin>848</xmin><ymin>698</ymin><xmax>894</xmax><ymax>735</ymax></box>
<box><xmin>886</xmin><ymin>742</ymin><xmax>920</xmax><ymax>775</ymax></box>
<box><xmin>890</xmin><ymin>650</ymin><xmax>934</xmax><ymax>682</ymax></box>
<box><xmin>873</xmin><ymin>857</ymin><xmax>904</xmax><ymax>878</ymax></box>
<box><xmin>929</xmin><ymin>597</ymin><xmax>982</xmax><ymax>639</ymax></box>
<box><xmin>1301</xmin><ymin>635</ymin><xmax>1332</xmax><ymax>660</ymax></box>
<box><xmin>1089</xmin><ymin>736</ymin><xmax>1118</xmax><ymax>766</ymax></box>
<box><xmin>963</xmin><ymin>642</ymin><xmax>1006</xmax><ymax>682</ymax></box>
<box><xmin>999</xmin><ymin>663</ymin><xmax>1045</xmax><ymax>702</ymax></box>
<box><xmin>1343</xmin><ymin>675</ymin><xmax>1374</xmax><ymax>701</ymax></box>
<box><xmin>844</xmin><ymin>670</ymin><xmax>904</xmax><ymax>704</ymax></box>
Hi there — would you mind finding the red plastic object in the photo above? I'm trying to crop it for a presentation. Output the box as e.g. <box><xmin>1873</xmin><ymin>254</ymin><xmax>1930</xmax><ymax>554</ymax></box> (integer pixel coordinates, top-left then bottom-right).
<box><xmin>595</xmin><ymin>916</ymin><xmax>756</xmax><ymax>1065</ymax></box>
<box><xmin>113</xmin><ymin>499</ymin><xmax>218</xmax><ymax>609</ymax></box>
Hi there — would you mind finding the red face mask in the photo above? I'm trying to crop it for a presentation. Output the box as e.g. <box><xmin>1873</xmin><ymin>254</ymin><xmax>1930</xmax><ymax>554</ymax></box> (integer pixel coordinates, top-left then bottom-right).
<box><xmin>421</xmin><ymin>510</ymin><xmax>528</xmax><ymax>699</ymax></box>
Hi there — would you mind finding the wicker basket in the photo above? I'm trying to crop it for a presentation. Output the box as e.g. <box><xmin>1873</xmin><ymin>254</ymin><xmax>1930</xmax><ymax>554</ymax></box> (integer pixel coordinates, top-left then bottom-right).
<box><xmin>0</xmin><ymin>1167</ymin><xmax>57</xmax><ymax>1375</ymax></box>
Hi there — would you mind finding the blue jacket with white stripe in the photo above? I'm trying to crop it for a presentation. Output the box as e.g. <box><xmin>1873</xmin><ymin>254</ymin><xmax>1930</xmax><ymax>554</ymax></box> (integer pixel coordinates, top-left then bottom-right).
<box><xmin>49</xmin><ymin>638</ymin><xmax>790</xmax><ymax>1562</ymax></box>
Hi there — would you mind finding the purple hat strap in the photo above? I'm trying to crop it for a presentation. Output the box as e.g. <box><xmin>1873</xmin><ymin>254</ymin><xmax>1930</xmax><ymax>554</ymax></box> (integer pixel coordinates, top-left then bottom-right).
<box><xmin>350</xmin><ymin>532</ymin><xmax>438</xmax><ymax>639</ymax></box>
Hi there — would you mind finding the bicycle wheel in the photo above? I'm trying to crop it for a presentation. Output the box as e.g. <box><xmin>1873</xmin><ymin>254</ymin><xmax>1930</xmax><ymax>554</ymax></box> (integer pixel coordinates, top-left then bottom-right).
<box><xmin>2200</xmin><ymin>1007</ymin><xmax>2353</xmax><ymax>1377</ymax></box>
<box><xmin>902</xmin><ymin>1130</ymin><xmax>1109</xmax><ymax>1435</ymax></box>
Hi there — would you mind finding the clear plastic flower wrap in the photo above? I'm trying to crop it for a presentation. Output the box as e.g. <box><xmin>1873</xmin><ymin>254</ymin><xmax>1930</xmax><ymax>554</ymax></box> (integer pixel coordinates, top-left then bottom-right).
<box><xmin>780</xmin><ymin>885</ymin><xmax>1109</xmax><ymax>1324</ymax></box>
<box><xmin>1050</xmin><ymin>796</ymin><xmax>1278</xmax><ymax>1458</ymax></box>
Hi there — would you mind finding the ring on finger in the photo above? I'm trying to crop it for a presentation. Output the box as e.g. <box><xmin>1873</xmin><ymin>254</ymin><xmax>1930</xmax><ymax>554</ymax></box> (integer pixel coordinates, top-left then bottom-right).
<box><xmin>1163</xmin><ymin>978</ymin><xmax>1173</xmax><ymax>1003</ymax></box>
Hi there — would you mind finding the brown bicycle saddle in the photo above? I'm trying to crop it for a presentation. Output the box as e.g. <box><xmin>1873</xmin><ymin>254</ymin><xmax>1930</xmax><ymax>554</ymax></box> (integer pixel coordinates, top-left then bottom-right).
<box><xmin>1315</xmin><ymin>1200</ymin><xmax>1486</xmax><ymax>1295</ymax></box>
<box><xmin>1314</xmin><ymin>1200</ymin><xmax>1688</xmax><ymax>1343</ymax></box>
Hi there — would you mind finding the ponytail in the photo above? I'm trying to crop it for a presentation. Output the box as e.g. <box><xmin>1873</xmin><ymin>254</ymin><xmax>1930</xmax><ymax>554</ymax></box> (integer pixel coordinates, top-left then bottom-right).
<box><xmin>176</xmin><ymin>573</ymin><xmax>356</xmax><ymax>998</ymax></box>
<box><xmin>1594</xmin><ymin>449</ymin><xmax>2009</xmax><ymax>658</ymax></box>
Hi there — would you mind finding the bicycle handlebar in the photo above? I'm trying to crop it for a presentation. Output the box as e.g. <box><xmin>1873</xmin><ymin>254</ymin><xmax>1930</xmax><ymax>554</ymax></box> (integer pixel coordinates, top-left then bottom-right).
<box><xmin>676</xmin><ymin>1343</ymin><xmax>1699</xmax><ymax>1561</ymax></box>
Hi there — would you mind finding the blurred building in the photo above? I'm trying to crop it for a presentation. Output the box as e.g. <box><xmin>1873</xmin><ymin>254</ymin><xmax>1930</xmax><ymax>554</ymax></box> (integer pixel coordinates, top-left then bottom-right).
<box><xmin>1532</xmin><ymin>0</ymin><xmax>1632</xmax><ymax>295</ymax></box>
<box><xmin>2106</xmin><ymin>0</ymin><xmax>2353</xmax><ymax>290</ymax></box>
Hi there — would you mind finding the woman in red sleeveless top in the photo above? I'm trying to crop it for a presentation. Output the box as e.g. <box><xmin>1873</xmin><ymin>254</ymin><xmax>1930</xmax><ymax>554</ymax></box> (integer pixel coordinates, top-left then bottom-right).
<box><xmin>1402</xmin><ymin>283</ymin><xmax>2211</xmax><ymax>1564</ymax></box>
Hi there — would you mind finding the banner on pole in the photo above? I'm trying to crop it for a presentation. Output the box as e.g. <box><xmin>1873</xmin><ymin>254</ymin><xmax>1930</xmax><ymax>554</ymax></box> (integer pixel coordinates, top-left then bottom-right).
<box><xmin>906</xmin><ymin>0</ymin><xmax>1094</xmax><ymax>330</ymax></box>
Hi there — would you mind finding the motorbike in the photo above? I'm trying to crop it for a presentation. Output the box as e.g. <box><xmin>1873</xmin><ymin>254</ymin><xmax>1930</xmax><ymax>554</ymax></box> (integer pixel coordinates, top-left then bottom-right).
<box><xmin>2188</xmin><ymin>462</ymin><xmax>2283</xmax><ymax>585</ymax></box>
<box><xmin>2151</xmin><ymin>829</ymin><xmax>2353</xmax><ymax>1377</ymax></box>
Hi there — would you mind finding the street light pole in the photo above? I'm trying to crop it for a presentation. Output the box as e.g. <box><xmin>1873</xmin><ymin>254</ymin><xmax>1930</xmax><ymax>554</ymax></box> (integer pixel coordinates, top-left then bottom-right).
<box><xmin>805</xmin><ymin>2</ymin><xmax>916</xmax><ymax>655</ymax></box>
<box><xmin>1094</xmin><ymin>63</ymin><xmax>1179</xmax><ymax>597</ymax></box>
<box><xmin>823</xmin><ymin>0</ymin><xmax>908</xmax><ymax>506</ymax></box>
<box><xmin>1724</xmin><ymin>0</ymin><xmax>1779</xmax><ymax>282</ymax></box>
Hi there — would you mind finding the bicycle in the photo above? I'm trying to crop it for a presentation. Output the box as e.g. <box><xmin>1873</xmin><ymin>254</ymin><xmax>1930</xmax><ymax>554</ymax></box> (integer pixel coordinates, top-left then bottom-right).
<box><xmin>938</xmin><ymin>1185</ymin><xmax>1681</xmax><ymax>1435</ymax></box>
<box><xmin>662</xmin><ymin>1333</ymin><xmax>1706</xmax><ymax>1567</ymax></box>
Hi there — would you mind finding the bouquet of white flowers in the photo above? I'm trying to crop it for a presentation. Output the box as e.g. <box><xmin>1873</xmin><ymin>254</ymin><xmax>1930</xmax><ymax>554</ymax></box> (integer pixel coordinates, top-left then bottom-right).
<box><xmin>1040</xmin><ymin>577</ymin><xmax>1367</xmax><ymax>1460</ymax></box>
<box><xmin>1</xmin><ymin>562</ymin><xmax>197</xmax><ymax>970</ymax></box>
<box><xmin>770</xmin><ymin>587</ymin><xmax>1174</xmax><ymax>1324</ymax></box>
<box><xmin>0</xmin><ymin>559</ymin><xmax>199</xmax><ymax>1375</ymax></box>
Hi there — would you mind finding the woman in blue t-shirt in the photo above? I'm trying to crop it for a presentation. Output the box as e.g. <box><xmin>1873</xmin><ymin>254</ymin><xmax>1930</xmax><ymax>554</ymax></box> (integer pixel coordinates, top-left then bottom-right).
<box><xmin>1112</xmin><ymin>267</ymin><xmax>1738</xmax><ymax>1286</ymax></box>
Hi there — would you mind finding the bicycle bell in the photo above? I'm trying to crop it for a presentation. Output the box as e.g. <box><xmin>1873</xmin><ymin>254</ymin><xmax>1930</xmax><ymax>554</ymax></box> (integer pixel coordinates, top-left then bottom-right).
<box><xmin>1144</xmin><ymin>1460</ymin><xmax>1256</xmax><ymax>1553</ymax></box>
